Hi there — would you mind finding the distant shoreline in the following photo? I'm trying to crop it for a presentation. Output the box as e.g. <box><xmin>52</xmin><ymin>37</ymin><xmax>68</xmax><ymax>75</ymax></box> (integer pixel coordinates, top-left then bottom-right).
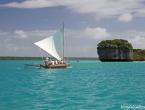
<box><xmin>0</xmin><ymin>56</ymin><xmax>99</xmax><ymax>60</ymax></box>
<box><xmin>1</xmin><ymin>56</ymin><xmax>144</xmax><ymax>61</ymax></box>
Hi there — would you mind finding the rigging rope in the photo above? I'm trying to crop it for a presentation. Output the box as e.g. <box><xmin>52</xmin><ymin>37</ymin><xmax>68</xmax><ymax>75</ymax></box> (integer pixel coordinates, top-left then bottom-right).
<box><xmin>38</xmin><ymin>47</ymin><xmax>44</xmax><ymax>62</ymax></box>
<box><xmin>64</xmin><ymin>28</ymin><xmax>70</xmax><ymax>63</ymax></box>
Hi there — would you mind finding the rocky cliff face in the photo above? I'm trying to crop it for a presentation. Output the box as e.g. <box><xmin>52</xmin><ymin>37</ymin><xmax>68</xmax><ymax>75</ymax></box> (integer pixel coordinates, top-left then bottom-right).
<box><xmin>97</xmin><ymin>46</ymin><xmax>133</xmax><ymax>61</ymax></box>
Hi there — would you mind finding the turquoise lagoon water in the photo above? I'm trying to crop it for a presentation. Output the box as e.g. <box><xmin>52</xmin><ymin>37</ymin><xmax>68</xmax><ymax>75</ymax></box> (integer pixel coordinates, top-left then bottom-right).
<box><xmin>0</xmin><ymin>60</ymin><xmax>145</xmax><ymax>110</ymax></box>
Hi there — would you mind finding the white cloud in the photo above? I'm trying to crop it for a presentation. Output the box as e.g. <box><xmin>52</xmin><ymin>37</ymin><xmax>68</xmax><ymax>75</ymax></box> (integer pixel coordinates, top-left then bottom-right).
<box><xmin>134</xmin><ymin>9</ymin><xmax>145</xmax><ymax>17</ymax></box>
<box><xmin>1</xmin><ymin>0</ymin><xmax>145</xmax><ymax>22</ymax></box>
<box><xmin>75</xmin><ymin>45</ymin><xmax>92</xmax><ymax>53</ymax></box>
<box><xmin>6</xmin><ymin>44</ymin><xmax>18</xmax><ymax>51</ymax></box>
<box><xmin>128</xmin><ymin>36</ymin><xmax>145</xmax><ymax>49</ymax></box>
<box><xmin>0</xmin><ymin>30</ymin><xmax>9</xmax><ymax>36</ymax></box>
<box><xmin>111</xmin><ymin>30</ymin><xmax>145</xmax><ymax>49</ymax></box>
<box><xmin>129</xmin><ymin>36</ymin><xmax>145</xmax><ymax>44</ymax></box>
<box><xmin>112</xmin><ymin>30</ymin><xmax>145</xmax><ymax>39</ymax></box>
<box><xmin>117</xmin><ymin>13</ymin><xmax>132</xmax><ymax>22</ymax></box>
<box><xmin>0</xmin><ymin>0</ymin><xmax>58</xmax><ymax>8</ymax></box>
<box><xmin>29</xmin><ymin>30</ymin><xmax>56</xmax><ymax>37</ymax></box>
<box><xmin>83</xmin><ymin>27</ymin><xmax>110</xmax><ymax>39</ymax></box>
<box><xmin>68</xmin><ymin>45</ymin><xmax>95</xmax><ymax>57</ymax></box>
<box><xmin>14</xmin><ymin>30</ymin><xmax>27</xmax><ymax>39</ymax></box>
<box><xmin>4</xmin><ymin>37</ymin><xmax>11</xmax><ymax>43</ymax></box>
<box><xmin>63</xmin><ymin>27</ymin><xmax>110</xmax><ymax>40</ymax></box>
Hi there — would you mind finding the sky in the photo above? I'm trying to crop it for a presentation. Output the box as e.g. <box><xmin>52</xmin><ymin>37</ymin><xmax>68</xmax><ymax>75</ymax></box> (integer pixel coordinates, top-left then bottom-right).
<box><xmin>0</xmin><ymin>0</ymin><xmax>145</xmax><ymax>57</ymax></box>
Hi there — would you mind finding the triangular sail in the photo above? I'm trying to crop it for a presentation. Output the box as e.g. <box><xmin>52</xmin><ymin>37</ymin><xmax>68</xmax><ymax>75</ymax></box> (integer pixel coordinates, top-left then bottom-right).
<box><xmin>34</xmin><ymin>28</ymin><xmax>64</xmax><ymax>60</ymax></box>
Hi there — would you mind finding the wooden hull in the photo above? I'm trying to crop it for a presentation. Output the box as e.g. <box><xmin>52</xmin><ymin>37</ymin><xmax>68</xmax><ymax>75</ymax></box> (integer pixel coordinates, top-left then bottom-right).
<box><xmin>40</xmin><ymin>63</ymin><xmax>70</xmax><ymax>69</ymax></box>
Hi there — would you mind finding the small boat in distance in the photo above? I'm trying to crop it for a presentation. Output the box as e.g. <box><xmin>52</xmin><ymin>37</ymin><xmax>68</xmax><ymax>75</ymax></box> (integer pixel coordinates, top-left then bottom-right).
<box><xmin>34</xmin><ymin>24</ymin><xmax>70</xmax><ymax>68</ymax></box>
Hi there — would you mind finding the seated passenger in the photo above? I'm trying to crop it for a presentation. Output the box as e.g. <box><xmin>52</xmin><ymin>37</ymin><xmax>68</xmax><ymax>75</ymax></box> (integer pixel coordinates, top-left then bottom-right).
<box><xmin>49</xmin><ymin>59</ymin><xmax>52</xmax><ymax>65</ymax></box>
<box><xmin>61</xmin><ymin>60</ymin><xmax>63</xmax><ymax>64</ymax></box>
<box><xmin>45</xmin><ymin>57</ymin><xmax>49</xmax><ymax>65</ymax></box>
<box><xmin>52</xmin><ymin>60</ymin><xmax>54</xmax><ymax>65</ymax></box>
<box><xmin>58</xmin><ymin>60</ymin><xmax>61</xmax><ymax>64</ymax></box>
<box><xmin>55</xmin><ymin>60</ymin><xmax>58</xmax><ymax>64</ymax></box>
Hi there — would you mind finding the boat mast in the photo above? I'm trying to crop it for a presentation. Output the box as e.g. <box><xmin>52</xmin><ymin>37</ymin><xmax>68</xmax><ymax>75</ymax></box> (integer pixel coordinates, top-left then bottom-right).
<box><xmin>62</xmin><ymin>23</ymin><xmax>65</xmax><ymax>61</ymax></box>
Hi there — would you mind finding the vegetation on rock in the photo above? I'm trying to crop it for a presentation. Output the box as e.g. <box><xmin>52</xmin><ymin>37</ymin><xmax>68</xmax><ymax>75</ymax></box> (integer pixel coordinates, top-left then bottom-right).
<box><xmin>97</xmin><ymin>39</ymin><xmax>145</xmax><ymax>61</ymax></box>
<box><xmin>97</xmin><ymin>39</ymin><xmax>133</xmax><ymax>49</ymax></box>
<box><xmin>133</xmin><ymin>49</ymin><xmax>145</xmax><ymax>61</ymax></box>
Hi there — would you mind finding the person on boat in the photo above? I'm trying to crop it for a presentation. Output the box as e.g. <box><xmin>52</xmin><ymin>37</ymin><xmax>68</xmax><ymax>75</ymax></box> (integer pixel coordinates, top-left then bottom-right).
<box><xmin>61</xmin><ymin>60</ymin><xmax>63</xmax><ymax>64</ymax></box>
<box><xmin>45</xmin><ymin>57</ymin><xmax>49</xmax><ymax>66</ymax></box>
<box><xmin>51</xmin><ymin>60</ymin><xmax>54</xmax><ymax>65</ymax></box>
<box><xmin>55</xmin><ymin>60</ymin><xmax>58</xmax><ymax>65</ymax></box>
<box><xmin>58</xmin><ymin>60</ymin><xmax>61</xmax><ymax>64</ymax></box>
<box><xmin>49</xmin><ymin>59</ymin><xmax>52</xmax><ymax>65</ymax></box>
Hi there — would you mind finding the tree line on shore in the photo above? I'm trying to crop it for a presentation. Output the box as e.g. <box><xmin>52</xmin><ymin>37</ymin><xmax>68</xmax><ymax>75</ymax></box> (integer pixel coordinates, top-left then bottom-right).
<box><xmin>0</xmin><ymin>56</ymin><xmax>98</xmax><ymax>60</ymax></box>
<box><xmin>133</xmin><ymin>49</ymin><xmax>145</xmax><ymax>61</ymax></box>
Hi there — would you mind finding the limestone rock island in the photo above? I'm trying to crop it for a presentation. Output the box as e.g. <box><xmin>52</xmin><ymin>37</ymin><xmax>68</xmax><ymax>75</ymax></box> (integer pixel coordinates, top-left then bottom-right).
<box><xmin>97</xmin><ymin>39</ymin><xmax>133</xmax><ymax>62</ymax></box>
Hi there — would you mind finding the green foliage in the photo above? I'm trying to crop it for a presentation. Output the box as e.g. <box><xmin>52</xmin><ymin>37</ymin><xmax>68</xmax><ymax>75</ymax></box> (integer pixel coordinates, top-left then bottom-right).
<box><xmin>97</xmin><ymin>39</ymin><xmax>133</xmax><ymax>49</ymax></box>
<box><xmin>0</xmin><ymin>56</ymin><xmax>42</xmax><ymax>60</ymax></box>
<box><xmin>133</xmin><ymin>49</ymin><xmax>145</xmax><ymax>61</ymax></box>
<box><xmin>0</xmin><ymin>56</ymin><xmax>98</xmax><ymax>60</ymax></box>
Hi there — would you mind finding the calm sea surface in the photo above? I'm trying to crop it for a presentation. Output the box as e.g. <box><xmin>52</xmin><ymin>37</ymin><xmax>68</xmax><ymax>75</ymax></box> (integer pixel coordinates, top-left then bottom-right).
<box><xmin>0</xmin><ymin>60</ymin><xmax>145</xmax><ymax>110</ymax></box>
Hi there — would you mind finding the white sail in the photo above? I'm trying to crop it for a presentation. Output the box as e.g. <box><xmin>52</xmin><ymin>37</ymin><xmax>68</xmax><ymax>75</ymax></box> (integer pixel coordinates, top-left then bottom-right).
<box><xmin>34</xmin><ymin>28</ymin><xmax>64</xmax><ymax>60</ymax></box>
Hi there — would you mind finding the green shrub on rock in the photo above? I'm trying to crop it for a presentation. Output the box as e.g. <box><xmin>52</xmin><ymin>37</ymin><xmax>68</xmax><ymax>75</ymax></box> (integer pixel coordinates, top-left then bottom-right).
<box><xmin>133</xmin><ymin>49</ymin><xmax>145</xmax><ymax>61</ymax></box>
<box><xmin>97</xmin><ymin>39</ymin><xmax>133</xmax><ymax>49</ymax></box>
